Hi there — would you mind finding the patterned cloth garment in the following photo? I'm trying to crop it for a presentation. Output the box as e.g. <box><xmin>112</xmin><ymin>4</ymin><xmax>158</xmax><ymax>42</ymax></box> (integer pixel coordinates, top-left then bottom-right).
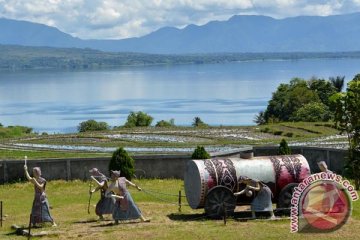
<box><xmin>31</xmin><ymin>177</ymin><xmax>54</xmax><ymax>224</ymax></box>
<box><xmin>95</xmin><ymin>176</ymin><xmax>115</xmax><ymax>216</ymax></box>
<box><xmin>251</xmin><ymin>184</ymin><xmax>273</xmax><ymax>212</ymax></box>
<box><xmin>112</xmin><ymin>177</ymin><xmax>142</xmax><ymax>220</ymax></box>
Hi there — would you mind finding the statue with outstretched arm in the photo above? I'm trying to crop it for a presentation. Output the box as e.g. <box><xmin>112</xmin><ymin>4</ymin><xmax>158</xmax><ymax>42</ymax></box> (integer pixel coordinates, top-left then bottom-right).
<box><xmin>105</xmin><ymin>170</ymin><xmax>149</xmax><ymax>224</ymax></box>
<box><xmin>234</xmin><ymin>176</ymin><xmax>273</xmax><ymax>219</ymax></box>
<box><xmin>89</xmin><ymin>168</ymin><xmax>115</xmax><ymax>220</ymax></box>
<box><xmin>24</xmin><ymin>165</ymin><xmax>56</xmax><ymax>227</ymax></box>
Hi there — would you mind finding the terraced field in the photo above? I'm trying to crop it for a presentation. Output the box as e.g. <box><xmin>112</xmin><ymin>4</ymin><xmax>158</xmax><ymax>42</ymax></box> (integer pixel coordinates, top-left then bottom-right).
<box><xmin>0</xmin><ymin>122</ymin><xmax>347</xmax><ymax>159</ymax></box>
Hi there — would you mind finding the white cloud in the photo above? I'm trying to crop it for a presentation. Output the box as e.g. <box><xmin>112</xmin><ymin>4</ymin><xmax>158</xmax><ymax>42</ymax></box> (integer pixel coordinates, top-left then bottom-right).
<box><xmin>0</xmin><ymin>0</ymin><xmax>360</xmax><ymax>39</ymax></box>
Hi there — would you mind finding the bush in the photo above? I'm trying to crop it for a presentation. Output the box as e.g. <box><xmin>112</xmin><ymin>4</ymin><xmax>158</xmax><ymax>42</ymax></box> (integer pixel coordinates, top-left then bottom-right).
<box><xmin>273</xmin><ymin>131</ymin><xmax>283</xmax><ymax>135</ymax></box>
<box><xmin>260</xmin><ymin>127</ymin><xmax>270</xmax><ymax>133</ymax></box>
<box><xmin>124</xmin><ymin>111</ymin><xmax>153</xmax><ymax>127</ymax></box>
<box><xmin>284</xmin><ymin>132</ymin><xmax>294</xmax><ymax>138</ymax></box>
<box><xmin>108</xmin><ymin>147</ymin><xmax>135</xmax><ymax>180</ymax></box>
<box><xmin>191</xmin><ymin>146</ymin><xmax>210</xmax><ymax>159</ymax></box>
<box><xmin>155</xmin><ymin>119</ymin><xmax>175</xmax><ymax>127</ymax></box>
<box><xmin>278</xmin><ymin>139</ymin><xmax>291</xmax><ymax>155</ymax></box>
<box><xmin>291</xmin><ymin>102</ymin><xmax>332</xmax><ymax>122</ymax></box>
<box><xmin>0</xmin><ymin>125</ymin><xmax>33</xmax><ymax>138</ymax></box>
<box><xmin>78</xmin><ymin>119</ymin><xmax>109</xmax><ymax>132</ymax></box>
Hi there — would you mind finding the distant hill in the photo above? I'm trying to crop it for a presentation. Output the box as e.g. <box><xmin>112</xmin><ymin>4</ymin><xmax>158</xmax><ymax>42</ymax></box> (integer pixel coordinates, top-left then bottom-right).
<box><xmin>1</xmin><ymin>13</ymin><xmax>360</xmax><ymax>53</ymax></box>
<box><xmin>2</xmin><ymin>44</ymin><xmax>360</xmax><ymax>71</ymax></box>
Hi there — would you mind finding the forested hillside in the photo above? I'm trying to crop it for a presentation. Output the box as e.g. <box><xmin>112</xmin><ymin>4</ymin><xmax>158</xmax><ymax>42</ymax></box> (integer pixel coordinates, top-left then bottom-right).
<box><xmin>2</xmin><ymin>44</ymin><xmax>360</xmax><ymax>70</ymax></box>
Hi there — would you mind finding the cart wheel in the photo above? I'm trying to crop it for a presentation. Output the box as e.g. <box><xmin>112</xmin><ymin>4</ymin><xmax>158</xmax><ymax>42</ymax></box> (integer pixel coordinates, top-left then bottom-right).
<box><xmin>204</xmin><ymin>186</ymin><xmax>236</xmax><ymax>219</ymax></box>
<box><xmin>277</xmin><ymin>183</ymin><xmax>298</xmax><ymax>209</ymax></box>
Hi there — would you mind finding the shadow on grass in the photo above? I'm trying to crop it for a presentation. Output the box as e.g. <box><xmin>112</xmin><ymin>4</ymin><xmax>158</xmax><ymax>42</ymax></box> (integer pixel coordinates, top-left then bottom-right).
<box><xmin>168</xmin><ymin>211</ymin><xmax>279</xmax><ymax>222</ymax></box>
<box><xmin>73</xmin><ymin>219</ymin><xmax>99</xmax><ymax>224</ymax></box>
<box><xmin>92</xmin><ymin>220</ymin><xmax>142</xmax><ymax>228</ymax></box>
<box><xmin>167</xmin><ymin>213</ymin><xmax>207</xmax><ymax>221</ymax></box>
<box><xmin>73</xmin><ymin>219</ymin><xmax>114</xmax><ymax>224</ymax></box>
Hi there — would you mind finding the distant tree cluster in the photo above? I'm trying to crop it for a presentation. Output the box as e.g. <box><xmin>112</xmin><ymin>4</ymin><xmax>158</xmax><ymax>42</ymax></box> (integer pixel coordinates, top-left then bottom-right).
<box><xmin>255</xmin><ymin>76</ymin><xmax>344</xmax><ymax>124</ymax></box>
<box><xmin>155</xmin><ymin>118</ymin><xmax>175</xmax><ymax>127</ymax></box>
<box><xmin>80</xmin><ymin>112</ymin><xmax>210</xmax><ymax>130</ymax></box>
<box><xmin>0</xmin><ymin>125</ymin><xmax>33</xmax><ymax>138</ymax></box>
<box><xmin>78</xmin><ymin>119</ymin><xmax>109</xmax><ymax>132</ymax></box>
<box><xmin>124</xmin><ymin>111</ymin><xmax>153</xmax><ymax>127</ymax></box>
<box><xmin>3</xmin><ymin>44</ymin><xmax>360</xmax><ymax>70</ymax></box>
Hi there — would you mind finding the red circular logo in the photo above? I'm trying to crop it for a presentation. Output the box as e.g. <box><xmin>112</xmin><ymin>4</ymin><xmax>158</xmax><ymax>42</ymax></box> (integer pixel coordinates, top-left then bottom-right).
<box><xmin>300</xmin><ymin>181</ymin><xmax>351</xmax><ymax>232</ymax></box>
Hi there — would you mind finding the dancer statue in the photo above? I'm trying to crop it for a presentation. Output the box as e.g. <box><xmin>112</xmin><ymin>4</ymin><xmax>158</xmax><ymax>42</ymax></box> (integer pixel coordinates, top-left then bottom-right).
<box><xmin>234</xmin><ymin>176</ymin><xmax>273</xmax><ymax>218</ymax></box>
<box><xmin>106</xmin><ymin>170</ymin><xmax>150</xmax><ymax>224</ymax></box>
<box><xmin>317</xmin><ymin>161</ymin><xmax>332</xmax><ymax>173</ymax></box>
<box><xmin>89</xmin><ymin>168</ymin><xmax>115</xmax><ymax>220</ymax></box>
<box><xmin>24</xmin><ymin>166</ymin><xmax>56</xmax><ymax>227</ymax></box>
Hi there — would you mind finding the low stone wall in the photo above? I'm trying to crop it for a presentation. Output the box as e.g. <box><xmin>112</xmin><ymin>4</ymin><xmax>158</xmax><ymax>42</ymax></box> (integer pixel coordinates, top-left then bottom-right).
<box><xmin>0</xmin><ymin>150</ymin><xmax>244</xmax><ymax>183</ymax></box>
<box><xmin>0</xmin><ymin>146</ymin><xmax>349</xmax><ymax>183</ymax></box>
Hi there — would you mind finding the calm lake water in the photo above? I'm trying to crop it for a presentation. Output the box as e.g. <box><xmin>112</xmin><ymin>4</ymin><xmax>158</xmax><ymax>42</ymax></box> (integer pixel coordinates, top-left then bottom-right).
<box><xmin>1</xmin><ymin>58</ymin><xmax>360</xmax><ymax>133</ymax></box>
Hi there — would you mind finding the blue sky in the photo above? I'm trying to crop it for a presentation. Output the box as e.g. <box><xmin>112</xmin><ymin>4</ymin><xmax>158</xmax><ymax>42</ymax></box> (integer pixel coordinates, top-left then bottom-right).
<box><xmin>1</xmin><ymin>0</ymin><xmax>360</xmax><ymax>39</ymax></box>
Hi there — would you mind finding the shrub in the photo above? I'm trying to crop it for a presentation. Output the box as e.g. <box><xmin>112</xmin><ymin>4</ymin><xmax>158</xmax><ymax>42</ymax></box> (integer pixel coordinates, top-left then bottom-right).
<box><xmin>124</xmin><ymin>111</ymin><xmax>153</xmax><ymax>127</ymax></box>
<box><xmin>291</xmin><ymin>102</ymin><xmax>332</xmax><ymax>122</ymax></box>
<box><xmin>278</xmin><ymin>139</ymin><xmax>291</xmax><ymax>155</ymax></box>
<box><xmin>284</xmin><ymin>132</ymin><xmax>294</xmax><ymax>137</ymax></box>
<box><xmin>273</xmin><ymin>131</ymin><xmax>283</xmax><ymax>135</ymax></box>
<box><xmin>155</xmin><ymin>119</ymin><xmax>175</xmax><ymax>127</ymax></box>
<box><xmin>108</xmin><ymin>147</ymin><xmax>135</xmax><ymax>180</ymax></box>
<box><xmin>260</xmin><ymin>127</ymin><xmax>270</xmax><ymax>133</ymax></box>
<box><xmin>0</xmin><ymin>125</ymin><xmax>33</xmax><ymax>138</ymax></box>
<box><xmin>78</xmin><ymin>119</ymin><xmax>109</xmax><ymax>132</ymax></box>
<box><xmin>191</xmin><ymin>146</ymin><xmax>210</xmax><ymax>159</ymax></box>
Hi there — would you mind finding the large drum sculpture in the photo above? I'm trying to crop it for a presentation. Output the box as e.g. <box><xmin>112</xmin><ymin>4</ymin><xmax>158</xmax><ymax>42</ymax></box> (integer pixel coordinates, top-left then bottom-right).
<box><xmin>184</xmin><ymin>154</ymin><xmax>311</xmax><ymax>218</ymax></box>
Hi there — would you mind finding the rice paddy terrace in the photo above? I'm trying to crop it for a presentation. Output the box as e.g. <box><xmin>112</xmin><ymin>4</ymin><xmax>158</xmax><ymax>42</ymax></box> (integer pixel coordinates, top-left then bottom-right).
<box><xmin>0</xmin><ymin>122</ymin><xmax>346</xmax><ymax>160</ymax></box>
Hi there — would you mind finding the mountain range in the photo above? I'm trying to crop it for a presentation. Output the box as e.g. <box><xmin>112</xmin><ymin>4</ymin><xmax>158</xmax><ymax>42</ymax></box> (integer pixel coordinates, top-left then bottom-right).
<box><xmin>1</xmin><ymin>13</ymin><xmax>360</xmax><ymax>54</ymax></box>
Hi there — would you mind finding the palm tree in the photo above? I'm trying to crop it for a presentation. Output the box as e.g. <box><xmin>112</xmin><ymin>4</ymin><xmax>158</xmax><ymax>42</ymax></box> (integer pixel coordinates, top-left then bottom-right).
<box><xmin>192</xmin><ymin>117</ymin><xmax>207</xmax><ymax>127</ymax></box>
<box><xmin>329</xmin><ymin>76</ymin><xmax>345</xmax><ymax>92</ymax></box>
<box><xmin>253</xmin><ymin>111</ymin><xmax>266</xmax><ymax>125</ymax></box>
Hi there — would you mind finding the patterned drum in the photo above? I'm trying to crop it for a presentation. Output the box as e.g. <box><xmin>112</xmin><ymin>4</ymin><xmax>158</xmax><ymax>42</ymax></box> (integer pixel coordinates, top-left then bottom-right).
<box><xmin>184</xmin><ymin>154</ymin><xmax>310</xmax><ymax>209</ymax></box>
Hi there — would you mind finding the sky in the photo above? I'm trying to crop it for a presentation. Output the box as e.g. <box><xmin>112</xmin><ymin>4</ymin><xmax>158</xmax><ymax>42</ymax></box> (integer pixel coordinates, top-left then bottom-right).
<box><xmin>1</xmin><ymin>0</ymin><xmax>360</xmax><ymax>40</ymax></box>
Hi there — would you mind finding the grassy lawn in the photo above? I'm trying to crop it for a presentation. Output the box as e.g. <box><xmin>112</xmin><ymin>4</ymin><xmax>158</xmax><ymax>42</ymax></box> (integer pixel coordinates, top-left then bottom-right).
<box><xmin>0</xmin><ymin>179</ymin><xmax>359</xmax><ymax>240</ymax></box>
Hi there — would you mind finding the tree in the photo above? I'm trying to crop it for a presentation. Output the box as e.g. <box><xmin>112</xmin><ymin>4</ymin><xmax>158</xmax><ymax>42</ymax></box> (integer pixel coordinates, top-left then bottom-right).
<box><xmin>253</xmin><ymin>111</ymin><xmax>266</xmax><ymax>125</ymax></box>
<box><xmin>291</xmin><ymin>102</ymin><xmax>332</xmax><ymax>122</ymax></box>
<box><xmin>329</xmin><ymin>76</ymin><xmax>345</xmax><ymax>92</ymax></box>
<box><xmin>78</xmin><ymin>119</ymin><xmax>109</xmax><ymax>132</ymax></box>
<box><xmin>308</xmin><ymin>77</ymin><xmax>337</xmax><ymax>106</ymax></box>
<box><xmin>108</xmin><ymin>147</ymin><xmax>135</xmax><ymax>180</ymax></box>
<box><xmin>192</xmin><ymin>117</ymin><xmax>208</xmax><ymax>127</ymax></box>
<box><xmin>191</xmin><ymin>146</ymin><xmax>210</xmax><ymax>159</ymax></box>
<box><xmin>155</xmin><ymin>119</ymin><xmax>175</xmax><ymax>127</ymax></box>
<box><xmin>264</xmin><ymin>78</ymin><xmax>321</xmax><ymax>122</ymax></box>
<box><xmin>278</xmin><ymin>139</ymin><xmax>291</xmax><ymax>155</ymax></box>
<box><xmin>124</xmin><ymin>111</ymin><xmax>153</xmax><ymax>127</ymax></box>
<box><xmin>332</xmin><ymin>75</ymin><xmax>360</xmax><ymax>189</ymax></box>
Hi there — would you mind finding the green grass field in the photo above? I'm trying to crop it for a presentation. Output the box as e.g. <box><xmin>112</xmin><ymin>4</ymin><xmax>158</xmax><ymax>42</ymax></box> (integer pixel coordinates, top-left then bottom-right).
<box><xmin>0</xmin><ymin>179</ymin><xmax>359</xmax><ymax>240</ymax></box>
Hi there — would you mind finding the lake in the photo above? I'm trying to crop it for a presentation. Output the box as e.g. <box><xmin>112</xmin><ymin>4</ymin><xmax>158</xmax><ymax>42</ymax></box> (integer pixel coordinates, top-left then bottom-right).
<box><xmin>0</xmin><ymin>58</ymin><xmax>360</xmax><ymax>133</ymax></box>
